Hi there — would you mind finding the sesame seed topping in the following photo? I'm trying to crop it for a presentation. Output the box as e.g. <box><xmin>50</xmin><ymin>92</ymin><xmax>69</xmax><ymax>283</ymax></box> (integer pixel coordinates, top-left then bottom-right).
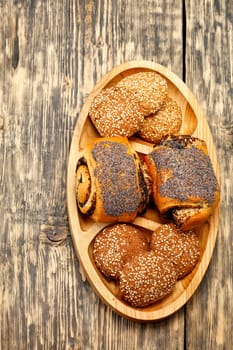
<box><xmin>117</xmin><ymin>71</ymin><xmax>168</xmax><ymax>115</ymax></box>
<box><xmin>150</xmin><ymin>224</ymin><xmax>200</xmax><ymax>279</ymax></box>
<box><xmin>138</xmin><ymin>97</ymin><xmax>182</xmax><ymax>143</ymax></box>
<box><xmin>119</xmin><ymin>252</ymin><xmax>177</xmax><ymax>307</ymax></box>
<box><xmin>93</xmin><ymin>224</ymin><xmax>149</xmax><ymax>279</ymax></box>
<box><xmin>89</xmin><ymin>86</ymin><xmax>144</xmax><ymax>137</ymax></box>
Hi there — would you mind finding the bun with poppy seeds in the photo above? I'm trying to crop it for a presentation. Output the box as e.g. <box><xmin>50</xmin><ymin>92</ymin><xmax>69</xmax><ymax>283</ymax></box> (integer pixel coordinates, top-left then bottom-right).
<box><xmin>76</xmin><ymin>136</ymin><xmax>151</xmax><ymax>223</ymax></box>
<box><xmin>144</xmin><ymin>135</ymin><xmax>220</xmax><ymax>230</ymax></box>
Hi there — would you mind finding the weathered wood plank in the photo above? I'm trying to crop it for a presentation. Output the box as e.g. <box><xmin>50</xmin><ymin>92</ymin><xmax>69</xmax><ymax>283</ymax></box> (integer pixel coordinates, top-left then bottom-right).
<box><xmin>1</xmin><ymin>0</ymin><xmax>222</xmax><ymax>349</ymax></box>
<box><xmin>185</xmin><ymin>0</ymin><xmax>233</xmax><ymax>349</ymax></box>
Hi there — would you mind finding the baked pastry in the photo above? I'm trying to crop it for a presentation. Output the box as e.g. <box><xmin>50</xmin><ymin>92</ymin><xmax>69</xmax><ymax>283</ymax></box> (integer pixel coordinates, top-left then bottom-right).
<box><xmin>150</xmin><ymin>224</ymin><xmax>200</xmax><ymax>279</ymax></box>
<box><xmin>76</xmin><ymin>136</ymin><xmax>151</xmax><ymax>223</ymax></box>
<box><xmin>119</xmin><ymin>252</ymin><xmax>177</xmax><ymax>307</ymax></box>
<box><xmin>89</xmin><ymin>86</ymin><xmax>144</xmax><ymax>137</ymax></box>
<box><xmin>172</xmin><ymin>207</ymin><xmax>213</xmax><ymax>231</ymax></box>
<box><xmin>117</xmin><ymin>71</ymin><xmax>168</xmax><ymax>115</ymax></box>
<box><xmin>144</xmin><ymin>135</ymin><xmax>220</xmax><ymax>230</ymax></box>
<box><xmin>93</xmin><ymin>224</ymin><xmax>150</xmax><ymax>279</ymax></box>
<box><xmin>138</xmin><ymin>97</ymin><xmax>182</xmax><ymax>143</ymax></box>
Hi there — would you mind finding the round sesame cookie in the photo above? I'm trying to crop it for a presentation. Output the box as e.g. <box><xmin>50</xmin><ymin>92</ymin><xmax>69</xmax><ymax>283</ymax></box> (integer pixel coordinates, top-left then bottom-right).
<box><xmin>89</xmin><ymin>86</ymin><xmax>144</xmax><ymax>137</ymax></box>
<box><xmin>93</xmin><ymin>224</ymin><xmax>149</xmax><ymax>280</ymax></box>
<box><xmin>117</xmin><ymin>71</ymin><xmax>168</xmax><ymax>115</ymax></box>
<box><xmin>150</xmin><ymin>224</ymin><xmax>200</xmax><ymax>279</ymax></box>
<box><xmin>119</xmin><ymin>252</ymin><xmax>177</xmax><ymax>307</ymax></box>
<box><xmin>138</xmin><ymin>97</ymin><xmax>182</xmax><ymax>143</ymax></box>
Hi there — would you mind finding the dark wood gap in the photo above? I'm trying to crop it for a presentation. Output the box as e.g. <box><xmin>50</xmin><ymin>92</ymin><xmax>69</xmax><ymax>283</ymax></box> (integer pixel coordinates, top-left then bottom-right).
<box><xmin>182</xmin><ymin>0</ymin><xmax>186</xmax><ymax>82</ymax></box>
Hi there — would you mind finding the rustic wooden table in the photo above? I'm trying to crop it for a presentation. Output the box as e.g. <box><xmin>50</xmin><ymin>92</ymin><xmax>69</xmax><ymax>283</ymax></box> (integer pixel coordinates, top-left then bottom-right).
<box><xmin>0</xmin><ymin>1</ymin><xmax>232</xmax><ymax>349</ymax></box>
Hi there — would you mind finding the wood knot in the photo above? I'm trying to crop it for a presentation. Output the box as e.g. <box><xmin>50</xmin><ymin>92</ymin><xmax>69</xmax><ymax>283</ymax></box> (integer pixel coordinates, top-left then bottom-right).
<box><xmin>40</xmin><ymin>223</ymin><xmax>68</xmax><ymax>246</ymax></box>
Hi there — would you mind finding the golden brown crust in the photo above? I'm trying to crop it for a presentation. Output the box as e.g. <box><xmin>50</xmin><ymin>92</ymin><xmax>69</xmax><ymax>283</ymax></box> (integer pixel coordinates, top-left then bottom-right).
<box><xmin>117</xmin><ymin>71</ymin><xmax>168</xmax><ymax>115</ymax></box>
<box><xmin>138</xmin><ymin>97</ymin><xmax>182</xmax><ymax>143</ymax></box>
<box><xmin>89</xmin><ymin>86</ymin><xmax>144</xmax><ymax>137</ymax></box>
<box><xmin>93</xmin><ymin>224</ymin><xmax>150</xmax><ymax>279</ymax></box>
<box><xmin>172</xmin><ymin>206</ymin><xmax>217</xmax><ymax>231</ymax></box>
<box><xmin>76</xmin><ymin>157</ymin><xmax>96</xmax><ymax>215</ymax></box>
<box><xmin>76</xmin><ymin>137</ymin><xmax>151</xmax><ymax>223</ymax></box>
<box><xmin>76</xmin><ymin>164</ymin><xmax>91</xmax><ymax>206</ymax></box>
<box><xmin>119</xmin><ymin>252</ymin><xmax>177</xmax><ymax>307</ymax></box>
<box><xmin>150</xmin><ymin>224</ymin><xmax>200</xmax><ymax>279</ymax></box>
<box><xmin>144</xmin><ymin>135</ymin><xmax>220</xmax><ymax>230</ymax></box>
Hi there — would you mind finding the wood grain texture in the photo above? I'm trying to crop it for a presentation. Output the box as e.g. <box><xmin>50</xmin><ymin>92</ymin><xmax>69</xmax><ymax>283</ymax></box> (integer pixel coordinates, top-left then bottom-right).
<box><xmin>184</xmin><ymin>1</ymin><xmax>233</xmax><ymax>349</ymax></box>
<box><xmin>67</xmin><ymin>61</ymin><xmax>220</xmax><ymax>322</ymax></box>
<box><xmin>0</xmin><ymin>0</ymin><xmax>231</xmax><ymax>349</ymax></box>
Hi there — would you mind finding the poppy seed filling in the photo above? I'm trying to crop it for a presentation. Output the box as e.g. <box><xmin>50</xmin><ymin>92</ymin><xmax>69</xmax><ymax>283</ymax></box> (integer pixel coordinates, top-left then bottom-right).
<box><xmin>92</xmin><ymin>141</ymin><xmax>140</xmax><ymax>216</ymax></box>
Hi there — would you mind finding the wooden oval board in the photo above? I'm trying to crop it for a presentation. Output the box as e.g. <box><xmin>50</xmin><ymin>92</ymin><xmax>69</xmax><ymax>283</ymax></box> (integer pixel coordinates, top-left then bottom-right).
<box><xmin>67</xmin><ymin>61</ymin><xmax>220</xmax><ymax>321</ymax></box>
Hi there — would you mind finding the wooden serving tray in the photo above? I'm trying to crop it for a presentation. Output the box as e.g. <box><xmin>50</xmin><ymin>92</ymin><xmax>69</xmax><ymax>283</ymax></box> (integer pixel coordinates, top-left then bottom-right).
<box><xmin>67</xmin><ymin>61</ymin><xmax>220</xmax><ymax>321</ymax></box>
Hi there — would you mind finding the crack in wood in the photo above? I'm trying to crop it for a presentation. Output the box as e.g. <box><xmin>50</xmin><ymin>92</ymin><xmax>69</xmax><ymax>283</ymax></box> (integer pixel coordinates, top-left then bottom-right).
<box><xmin>12</xmin><ymin>15</ymin><xmax>19</xmax><ymax>69</ymax></box>
<box><xmin>0</xmin><ymin>115</ymin><xmax>4</xmax><ymax>130</ymax></box>
<box><xmin>182</xmin><ymin>0</ymin><xmax>186</xmax><ymax>82</ymax></box>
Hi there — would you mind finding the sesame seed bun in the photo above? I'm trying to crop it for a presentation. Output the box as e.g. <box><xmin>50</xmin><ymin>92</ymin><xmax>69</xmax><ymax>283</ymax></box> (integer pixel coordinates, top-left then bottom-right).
<box><xmin>138</xmin><ymin>97</ymin><xmax>182</xmax><ymax>143</ymax></box>
<box><xmin>150</xmin><ymin>224</ymin><xmax>200</xmax><ymax>279</ymax></box>
<box><xmin>93</xmin><ymin>224</ymin><xmax>150</xmax><ymax>280</ymax></box>
<box><xmin>117</xmin><ymin>71</ymin><xmax>168</xmax><ymax>115</ymax></box>
<box><xmin>119</xmin><ymin>252</ymin><xmax>177</xmax><ymax>307</ymax></box>
<box><xmin>89</xmin><ymin>86</ymin><xmax>144</xmax><ymax>137</ymax></box>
